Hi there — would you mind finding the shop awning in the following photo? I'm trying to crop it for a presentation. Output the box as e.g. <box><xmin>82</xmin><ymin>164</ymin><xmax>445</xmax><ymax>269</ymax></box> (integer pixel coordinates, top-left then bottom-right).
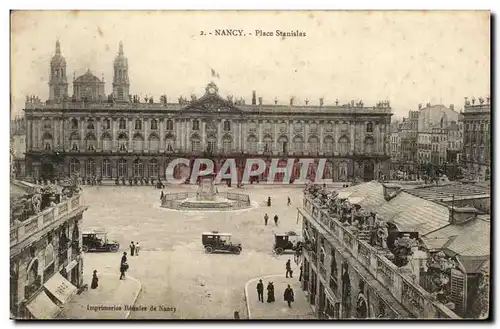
<box><xmin>43</xmin><ymin>272</ymin><xmax>77</xmax><ymax>304</ymax></box>
<box><xmin>25</xmin><ymin>291</ymin><xmax>60</xmax><ymax>319</ymax></box>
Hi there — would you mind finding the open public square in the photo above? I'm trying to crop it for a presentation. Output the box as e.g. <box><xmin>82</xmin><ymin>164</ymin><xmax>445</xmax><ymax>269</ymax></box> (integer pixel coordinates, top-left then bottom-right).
<box><xmin>77</xmin><ymin>184</ymin><xmax>313</xmax><ymax>319</ymax></box>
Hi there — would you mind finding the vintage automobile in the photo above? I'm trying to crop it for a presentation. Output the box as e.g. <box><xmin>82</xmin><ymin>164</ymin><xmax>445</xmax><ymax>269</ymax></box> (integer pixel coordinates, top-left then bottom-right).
<box><xmin>273</xmin><ymin>231</ymin><xmax>303</xmax><ymax>255</ymax></box>
<box><xmin>82</xmin><ymin>230</ymin><xmax>120</xmax><ymax>252</ymax></box>
<box><xmin>202</xmin><ymin>231</ymin><xmax>242</xmax><ymax>255</ymax></box>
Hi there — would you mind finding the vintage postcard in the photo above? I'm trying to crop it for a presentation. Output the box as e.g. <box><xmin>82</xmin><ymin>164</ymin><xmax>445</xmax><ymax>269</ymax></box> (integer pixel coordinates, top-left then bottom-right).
<box><xmin>9</xmin><ymin>10</ymin><xmax>490</xmax><ymax>320</ymax></box>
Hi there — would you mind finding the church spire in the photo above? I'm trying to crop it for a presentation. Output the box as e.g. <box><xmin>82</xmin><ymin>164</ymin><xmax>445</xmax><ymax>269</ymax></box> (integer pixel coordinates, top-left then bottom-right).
<box><xmin>119</xmin><ymin>41</ymin><xmax>124</xmax><ymax>55</ymax></box>
<box><xmin>55</xmin><ymin>39</ymin><xmax>61</xmax><ymax>55</ymax></box>
<box><xmin>113</xmin><ymin>41</ymin><xmax>130</xmax><ymax>102</ymax></box>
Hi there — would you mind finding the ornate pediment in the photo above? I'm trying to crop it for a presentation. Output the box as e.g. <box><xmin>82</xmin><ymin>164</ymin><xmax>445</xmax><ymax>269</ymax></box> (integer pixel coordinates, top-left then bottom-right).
<box><xmin>181</xmin><ymin>82</ymin><xmax>243</xmax><ymax>113</ymax></box>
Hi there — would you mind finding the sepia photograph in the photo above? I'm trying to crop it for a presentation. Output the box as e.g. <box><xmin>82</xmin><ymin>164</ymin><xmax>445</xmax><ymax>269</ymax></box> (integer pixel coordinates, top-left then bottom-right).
<box><xmin>9</xmin><ymin>10</ymin><xmax>491</xmax><ymax>320</ymax></box>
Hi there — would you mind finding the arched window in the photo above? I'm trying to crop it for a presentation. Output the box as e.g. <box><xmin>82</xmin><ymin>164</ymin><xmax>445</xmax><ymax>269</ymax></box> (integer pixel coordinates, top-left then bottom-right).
<box><xmin>191</xmin><ymin>134</ymin><xmax>201</xmax><ymax>152</ymax></box>
<box><xmin>309</xmin><ymin>136</ymin><xmax>319</xmax><ymax>153</ymax></box>
<box><xmin>42</xmin><ymin>133</ymin><xmax>53</xmax><ymax>151</ymax></box>
<box><xmin>133</xmin><ymin>134</ymin><xmax>144</xmax><ymax>152</ymax></box>
<box><xmin>192</xmin><ymin>120</ymin><xmax>200</xmax><ymax>131</ymax></box>
<box><xmin>118</xmin><ymin>159</ymin><xmax>127</xmax><ymax>177</ymax></box>
<box><xmin>101</xmin><ymin>159</ymin><xmax>111</xmax><ymax>178</ymax></box>
<box><xmin>85</xmin><ymin>159</ymin><xmax>96</xmax><ymax>177</ymax></box>
<box><xmin>366</xmin><ymin>122</ymin><xmax>373</xmax><ymax>133</ymax></box>
<box><xmin>165</xmin><ymin>134</ymin><xmax>175</xmax><ymax>152</ymax></box>
<box><xmin>293</xmin><ymin>135</ymin><xmax>304</xmax><ymax>152</ymax></box>
<box><xmin>71</xmin><ymin>118</ymin><xmax>78</xmax><ymax>129</ymax></box>
<box><xmin>70</xmin><ymin>133</ymin><xmax>79</xmax><ymax>151</ymax></box>
<box><xmin>248</xmin><ymin>135</ymin><xmax>258</xmax><ymax>153</ymax></box>
<box><xmin>223</xmin><ymin>121</ymin><xmax>231</xmax><ymax>131</ymax></box>
<box><xmin>148</xmin><ymin>159</ymin><xmax>159</xmax><ymax>177</ymax></box>
<box><xmin>86</xmin><ymin>133</ymin><xmax>96</xmax><ymax>151</ymax></box>
<box><xmin>263</xmin><ymin>135</ymin><xmax>273</xmax><ymax>152</ymax></box>
<box><xmin>149</xmin><ymin>134</ymin><xmax>160</xmax><ymax>152</ymax></box>
<box><xmin>102</xmin><ymin>133</ymin><xmax>112</xmax><ymax>151</ymax></box>
<box><xmin>324</xmin><ymin>135</ymin><xmax>334</xmax><ymax>153</ymax></box>
<box><xmin>150</xmin><ymin>119</ymin><xmax>158</xmax><ymax>130</ymax></box>
<box><xmin>118</xmin><ymin>133</ymin><xmax>128</xmax><ymax>151</ymax></box>
<box><xmin>166</xmin><ymin>119</ymin><xmax>174</xmax><ymax>131</ymax></box>
<box><xmin>45</xmin><ymin>244</ymin><xmax>55</xmax><ymax>267</ymax></box>
<box><xmin>278</xmin><ymin>135</ymin><xmax>288</xmax><ymax>153</ymax></box>
<box><xmin>87</xmin><ymin>119</ymin><xmax>95</xmax><ymax>130</ymax></box>
<box><xmin>222</xmin><ymin>135</ymin><xmax>232</xmax><ymax>153</ymax></box>
<box><xmin>135</xmin><ymin>119</ymin><xmax>142</xmax><ymax>130</ymax></box>
<box><xmin>103</xmin><ymin>118</ymin><xmax>111</xmax><ymax>129</ymax></box>
<box><xmin>27</xmin><ymin>259</ymin><xmax>39</xmax><ymax>285</ymax></box>
<box><xmin>364</xmin><ymin>137</ymin><xmax>374</xmax><ymax>154</ymax></box>
<box><xmin>119</xmin><ymin>118</ymin><xmax>127</xmax><ymax>130</ymax></box>
<box><xmin>69</xmin><ymin>159</ymin><xmax>80</xmax><ymax>174</ymax></box>
<box><xmin>133</xmin><ymin>159</ymin><xmax>144</xmax><ymax>177</ymax></box>
<box><xmin>339</xmin><ymin>136</ymin><xmax>350</xmax><ymax>155</ymax></box>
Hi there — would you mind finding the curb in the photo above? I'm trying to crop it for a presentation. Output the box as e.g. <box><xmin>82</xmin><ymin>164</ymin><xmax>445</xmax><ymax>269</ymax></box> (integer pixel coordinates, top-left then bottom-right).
<box><xmin>124</xmin><ymin>275</ymin><xmax>142</xmax><ymax>319</ymax></box>
<box><xmin>244</xmin><ymin>274</ymin><xmax>284</xmax><ymax>319</ymax></box>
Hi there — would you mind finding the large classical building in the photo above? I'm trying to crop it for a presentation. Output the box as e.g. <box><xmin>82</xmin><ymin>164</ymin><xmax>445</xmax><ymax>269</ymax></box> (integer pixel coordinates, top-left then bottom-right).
<box><xmin>461</xmin><ymin>97</ymin><xmax>491</xmax><ymax>181</ymax></box>
<box><xmin>24</xmin><ymin>41</ymin><xmax>393</xmax><ymax>183</ymax></box>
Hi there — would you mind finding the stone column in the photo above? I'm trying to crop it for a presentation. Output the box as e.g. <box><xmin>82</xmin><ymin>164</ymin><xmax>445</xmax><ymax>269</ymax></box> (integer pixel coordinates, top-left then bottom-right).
<box><xmin>175</xmin><ymin>120</ymin><xmax>180</xmax><ymax>150</ymax></box>
<box><xmin>38</xmin><ymin>119</ymin><xmax>42</xmax><ymax>149</ymax></box>
<box><xmin>144</xmin><ymin>119</ymin><xmax>149</xmax><ymax>151</ymax></box>
<box><xmin>80</xmin><ymin>117</ymin><xmax>85</xmax><ymax>150</ymax></box>
<box><xmin>258</xmin><ymin>121</ymin><xmax>263</xmax><ymax>151</ymax></box>
<box><xmin>112</xmin><ymin>118</ymin><xmax>117</xmax><ymax>151</ymax></box>
<box><xmin>319</xmin><ymin>123</ymin><xmax>324</xmax><ymax>153</ymax></box>
<box><xmin>53</xmin><ymin>119</ymin><xmax>58</xmax><ymax>149</ymax></box>
<box><xmin>159</xmin><ymin>119</ymin><xmax>165</xmax><ymax>151</ymax></box>
<box><xmin>186</xmin><ymin>119</ymin><xmax>191</xmax><ymax>151</ymax></box>
<box><xmin>128</xmin><ymin>118</ymin><xmax>133</xmax><ymax>152</ymax></box>
<box><xmin>26</xmin><ymin>119</ymin><xmax>32</xmax><ymax>151</ymax></box>
<box><xmin>350</xmin><ymin>123</ymin><xmax>355</xmax><ymax>153</ymax></box>
<box><xmin>242</xmin><ymin>122</ymin><xmax>247</xmax><ymax>151</ymax></box>
<box><xmin>217</xmin><ymin>120</ymin><xmax>222</xmax><ymax>151</ymax></box>
<box><xmin>274</xmin><ymin>121</ymin><xmax>278</xmax><ymax>151</ymax></box>
<box><xmin>288</xmin><ymin>120</ymin><xmax>293</xmax><ymax>152</ymax></box>
<box><xmin>202</xmin><ymin>121</ymin><xmax>206</xmax><ymax>151</ymax></box>
<box><xmin>334</xmin><ymin>122</ymin><xmax>339</xmax><ymax>154</ymax></box>
<box><xmin>233</xmin><ymin>120</ymin><xmax>239</xmax><ymax>151</ymax></box>
<box><xmin>59</xmin><ymin>118</ymin><xmax>64</xmax><ymax>151</ymax></box>
<box><xmin>375</xmin><ymin>124</ymin><xmax>381</xmax><ymax>154</ymax></box>
<box><xmin>304</xmin><ymin>121</ymin><xmax>309</xmax><ymax>152</ymax></box>
<box><xmin>96</xmin><ymin>119</ymin><xmax>101</xmax><ymax>150</ymax></box>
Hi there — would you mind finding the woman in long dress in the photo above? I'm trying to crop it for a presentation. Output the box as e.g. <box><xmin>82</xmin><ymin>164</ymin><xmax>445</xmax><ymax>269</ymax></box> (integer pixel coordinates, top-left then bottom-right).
<box><xmin>267</xmin><ymin>282</ymin><xmax>275</xmax><ymax>303</ymax></box>
<box><xmin>91</xmin><ymin>270</ymin><xmax>99</xmax><ymax>289</ymax></box>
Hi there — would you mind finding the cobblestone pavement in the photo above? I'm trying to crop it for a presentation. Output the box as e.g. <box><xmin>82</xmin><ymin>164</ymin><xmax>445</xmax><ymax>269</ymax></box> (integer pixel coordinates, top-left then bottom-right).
<box><xmin>57</xmin><ymin>273</ymin><xmax>142</xmax><ymax>319</ymax></box>
<box><xmin>79</xmin><ymin>185</ymin><xmax>307</xmax><ymax>319</ymax></box>
<box><xmin>245</xmin><ymin>275</ymin><xmax>316</xmax><ymax>320</ymax></box>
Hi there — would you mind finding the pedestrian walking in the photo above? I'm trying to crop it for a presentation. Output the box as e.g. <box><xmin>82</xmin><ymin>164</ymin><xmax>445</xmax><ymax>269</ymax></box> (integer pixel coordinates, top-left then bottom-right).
<box><xmin>284</xmin><ymin>285</ymin><xmax>295</xmax><ymax>308</ymax></box>
<box><xmin>256</xmin><ymin>279</ymin><xmax>264</xmax><ymax>303</ymax></box>
<box><xmin>264</xmin><ymin>213</ymin><xmax>269</xmax><ymax>226</ymax></box>
<box><xmin>160</xmin><ymin>191</ymin><xmax>164</xmax><ymax>200</ymax></box>
<box><xmin>299</xmin><ymin>264</ymin><xmax>303</xmax><ymax>282</ymax></box>
<box><xmin>286</xmin><ymin>259</ymin><xmax>293</xmax><ymax>278</ymax></box>
<box><xmin>91</xmin><ymin>270</ymin><xmax>99</xmax><ymax>289</ymax></box>
<box><xmin>135</xmin><ymin>242</ymin><xmax>140</xmax><ymax>256</ymax></box>
<box><xmin>120</xmin><ymin>252</ymin><xmax>128</xmax><ymax>280</ymax></box>
<box><xmin>267</xmin><ymin>196</ymin><xmax>271</xmax><ymax>207</ymax></box>
<box><xmin>287</xmin><ymin>197</ymin><xmax>291</xmax><ymax>206</ymax></box>
<box><xmin>267</xmin><ymin>282</ymin><xmax>275</xmax><ymax>303</ymax></box>
<box><xmin>121</xmin><ymin>252</ymin><xmax>127</xmax><ymax>264</ymax></box>
<box><xmin>130</xmin><ymin>241</ymin><xmax>135</xmax><ymax>256</ymax></box>
<box><xmin>274</xmin><ymin>215</ymin><xmax>279</xmax><ymax>226</ymax></box>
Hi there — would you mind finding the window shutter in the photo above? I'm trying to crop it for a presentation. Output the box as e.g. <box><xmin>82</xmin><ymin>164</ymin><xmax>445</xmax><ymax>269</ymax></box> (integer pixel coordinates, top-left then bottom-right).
<box><xmin>450</xmin><ymin>268</ymin><xmax>467</xmax><ymax>314</ymax></box>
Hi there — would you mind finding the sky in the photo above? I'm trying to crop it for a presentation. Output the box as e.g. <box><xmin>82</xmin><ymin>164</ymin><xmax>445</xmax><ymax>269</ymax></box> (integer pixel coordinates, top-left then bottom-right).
<box><xmin>10</xmin><ymin>10</ymin><xmax>490</xmax><ymax>119</ymax></box>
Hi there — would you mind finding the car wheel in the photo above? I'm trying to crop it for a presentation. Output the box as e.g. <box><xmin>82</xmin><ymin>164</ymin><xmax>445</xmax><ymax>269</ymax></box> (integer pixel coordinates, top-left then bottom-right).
<box><xmin>82</xmin><ymin>246</ymin><xmax>88</xmax><ymax>253</ymax></box>
<box><xmin>205</xmin><ymin>246</ymin><xmax>213</xmax><ymax>254</ymax></box>
<box><xmin>275</xmin><ymin>248</ymin><xmax>284</xmax><ymax>255</ymax></box>
<box><xmin>110</xmin><ymin>245</ymin><xmax>119</xmax><ymax>252</ymax></box>
<box><xmin>233</xmin><ymin>247</ymin><xmax>241</xmax><ymax>255</ymax></box>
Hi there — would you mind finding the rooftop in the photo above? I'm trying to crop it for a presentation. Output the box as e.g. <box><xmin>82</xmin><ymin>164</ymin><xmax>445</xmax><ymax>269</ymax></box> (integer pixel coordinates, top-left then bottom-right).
<box><xmin>405</xmin><ymin>182</ymin><xmax>491</xmax><ymax>202</ymax></box>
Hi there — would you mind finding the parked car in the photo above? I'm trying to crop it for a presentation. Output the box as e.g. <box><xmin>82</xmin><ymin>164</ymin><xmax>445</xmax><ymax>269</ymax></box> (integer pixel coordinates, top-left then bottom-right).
<box><xmin>273</xmin><ymin>231</ymin><xmax>303</xmax><ymax>255</ymax></box>
<box><xmin>82</xmin><ymin>230</ymin><xmax>120</xmax><ymax>252</ymax></box>
<box><xmin>202</xmin><ymin>231</ymin><xmax>242</xmax><ymax>255</ymax></box>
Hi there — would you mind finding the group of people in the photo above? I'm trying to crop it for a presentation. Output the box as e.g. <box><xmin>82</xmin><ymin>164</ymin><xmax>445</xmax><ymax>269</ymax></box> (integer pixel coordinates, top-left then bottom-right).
<box><xmin>256</xmin><ymin>280</ymin><xmax>295</xmax><ymax>308</ymax></box>
<box><xmin>129</xmin><ymin>241</ymin><xmax>141</xmax><ymax>256</ymax></box>
<box><xmin>266</xmin><ymin>196</ymin><xmax>292</xmax><ymax>207</ymax></box>
<box><xmin>263</xmin><ymin>213</ymin><xmax>280</xmax><ymax>226</ymax></box>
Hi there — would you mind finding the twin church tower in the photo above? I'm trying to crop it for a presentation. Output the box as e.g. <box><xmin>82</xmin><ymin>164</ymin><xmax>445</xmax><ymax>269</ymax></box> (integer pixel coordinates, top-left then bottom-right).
<box><xmin>48</xmin><ymin>40</ymin><xmax>130</xmax><ymax>103</ymax></box>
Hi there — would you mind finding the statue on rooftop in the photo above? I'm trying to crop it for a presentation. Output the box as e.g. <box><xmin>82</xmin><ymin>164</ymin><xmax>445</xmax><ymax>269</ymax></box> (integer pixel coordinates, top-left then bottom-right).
<box><xmin>31</xmin><ymin>192</ymin><xmax>42</xmax><ymax>214</ymax></box>
<box><xmin>478</xmin><ymin>97</ymin><xmax>484</xmax><ymax>105</ymax></box>
<box><xmin>426</xmin><ymin>251</ymin><xmax>456</xmax><ymax>304</ymax></box>
<box><xmin>392</xmin><ymin>234</ymin><xmax>418</xmax><ymax>267</ymax></box>
<box><xmin>472</xmin><ymin>97</ymin><xmax>476</xmax><ymax>105</ymax></box>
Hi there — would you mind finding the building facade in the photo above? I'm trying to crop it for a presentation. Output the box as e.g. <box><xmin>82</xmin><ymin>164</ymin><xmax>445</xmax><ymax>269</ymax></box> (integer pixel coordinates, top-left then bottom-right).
<box><xmin>11</xmin><ymin>116</ymin><xmax>27</xmax><ymax>178</ymax></box>
<box><xmin>10</xmin><ymin>182</ymin><xmax>87</xmax><ymax>319</ymax></box>
<box><xmin>24</xmin><ymin>41</ymin><xmax>393</xmax><ymax>183</ymax></box>
<box><xmin>462</xmin><ymin>97</ymin><xmax>491</xmax><ymax>181</ymax></box>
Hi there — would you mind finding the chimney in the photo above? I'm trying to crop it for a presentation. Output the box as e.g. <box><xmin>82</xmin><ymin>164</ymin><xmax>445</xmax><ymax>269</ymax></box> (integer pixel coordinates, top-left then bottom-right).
<box><xmin>382</xmin><ymin>183</ymin><xmax>402</xmax><ymax>201</ymax></box>
<box><xmin>449</xmin><ymin>207</ymin><xmax>478</xmax><ymax>224</ymax></box>
<box><xmin>258</xmin><ymin>97</ymin><xmax>263</xmax><ymax>105</ymax></box>
<box><xmin>252</xmin><ymin>91</ymin><xmax>256</xmax><ymax>105</ymax></box>
<box><xmin>449</xmin><ymin>104</ymin><xmax>454</xmax><ymax>110</ymax></box>
<box><xmin>290</xmin><ymin>97</ymin><xmax>295</xmax><ymax>106</ymax></box>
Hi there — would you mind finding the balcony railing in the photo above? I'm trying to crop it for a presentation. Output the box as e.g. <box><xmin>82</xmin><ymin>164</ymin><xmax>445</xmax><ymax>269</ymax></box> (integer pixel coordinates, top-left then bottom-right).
<box><xmin>10</xmin><ymin>194</ymin><xmax>82</xmax><ymax>246</ymax></box>
<box><xmin>302</xmin><ymin>194</ymin><xmax>460</xmax><ymax>319</ymax></box>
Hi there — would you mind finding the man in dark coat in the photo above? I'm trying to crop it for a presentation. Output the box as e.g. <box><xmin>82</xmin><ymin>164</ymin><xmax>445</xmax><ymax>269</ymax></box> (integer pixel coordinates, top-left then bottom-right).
<box><xmin>121</xmin><ymin>252</ymin><xmax>127</xmax><ymax>265</ymax></box>
<box><xmin>91</xmin><ymin>270</ymin><xmax>99</xmax><ymax>289</ymax></box>
<box><xmin>286</xmin><ymin>259</ymin><xmax>293</xmax><ymax>278</ymax></box>
<box><xmin>274</xmin><ymin>215</ymin><xmax>279</xmax><ymax>226</ymax></box>
<box><xmin>267</xmin><ymin>196</ymin><xmax>271</xmax><ymax>207</ymax></box>
<box><xmin>120</xmin><ymin>252</ymin><xmax>128</xmax><ymax>280</ymax></box>
<box><xmin>299</xmin><ymin>264</ymin><xmax>303</xmax><ymax>282</ymax></box>
<box><xmin>267</xmin><ymin>282</ymin><xmax>275</xmax><ymax>303</ymax></box>
<box><xmin>284</xmin><ymin>284</ymin><xmax>294</xmax><ymax>308</ymax></box>
<box><xmin>130</xmin><ymin>241</ymin><xmax>135</xmax><ymax>256</ymax></box>
<box><xmin>264</xmin><ymin>213</ymin><xmax>269</xmax><ymax>226</ymax></box>
<box><xmin>256</xmin><ymin>279</ymin><xmax>264</xmax><ymax>303</ymax></box>
<box><xmin>287</xmin><ymin>197</ymin><xmax>291</xmax><ymax>206</ymax></box>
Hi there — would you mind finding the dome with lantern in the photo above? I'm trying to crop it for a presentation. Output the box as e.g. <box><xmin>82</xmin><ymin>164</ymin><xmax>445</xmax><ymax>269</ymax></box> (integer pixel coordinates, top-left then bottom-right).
<box><xmin>72</xmin><ymin>69</ymin><xmax>106</xmax><ymax>101</ymax></box>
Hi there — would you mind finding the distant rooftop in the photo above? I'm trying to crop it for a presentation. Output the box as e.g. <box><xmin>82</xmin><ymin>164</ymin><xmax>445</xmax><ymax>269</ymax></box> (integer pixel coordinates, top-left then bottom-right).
<box><xmin>405</xmin><ymin>182</ymin><xmax>491</xmax><ymax>202</ymax></box>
